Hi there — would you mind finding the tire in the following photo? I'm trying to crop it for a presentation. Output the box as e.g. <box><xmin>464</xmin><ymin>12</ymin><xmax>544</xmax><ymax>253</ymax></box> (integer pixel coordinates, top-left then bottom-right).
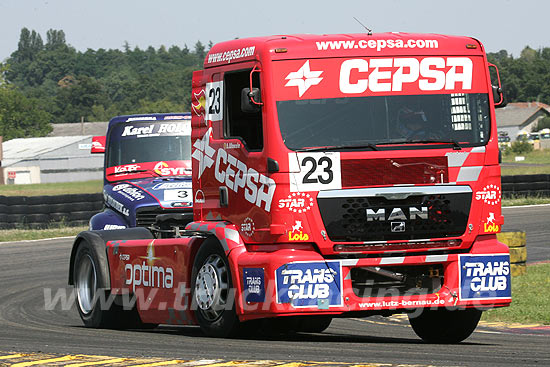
<box><xmin>73</xmin><ymin>239</ymin><xmax>150</xmax><ymax>329</ymax></box>
<box><xmin>191</xmin><ymin>239</ymin><xmax>240</xmax><ymax>337</ymax></box>
<box><xmin>408</xmin><ymin>308</ymin><xmax>482</xmax><ymax>343</ymax></box>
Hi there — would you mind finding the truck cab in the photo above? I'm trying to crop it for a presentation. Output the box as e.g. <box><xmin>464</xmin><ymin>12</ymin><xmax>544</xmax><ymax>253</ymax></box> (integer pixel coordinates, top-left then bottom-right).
<box><xmin>89</xmin><ymin>113</ymin><xmax>193</xmax><ymax>234</ymax></box>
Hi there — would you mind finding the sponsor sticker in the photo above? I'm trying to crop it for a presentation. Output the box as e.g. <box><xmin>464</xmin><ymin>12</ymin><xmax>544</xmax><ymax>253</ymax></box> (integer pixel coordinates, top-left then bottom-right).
<box><xmin>152</xmin><ymin>181</ymin><xmax>192</xmax><ymax>190</ymax></box>
<box><xmin>240</xmin><ymin>217</ymin><xmax>255</xmax><ymax>237</ymax></box>
<box><xmin>243</xmin><ymin>268</ymin><xmax>265</xmax><ymax>303</ymax></box>
<box><xmin>459</xmin><ymin>254</ymin><xmax>511</xmax><ymax>300</ymax></box>
<box><xmin>482</xmin><ymin>212</ymin><xmax>500</xmax><ymax>233</ymax></box>
<box><xmin>288</xmin><ymin>220</ymin><xmax>310</xmax><ymax>241</ymax></box>
<box><xmin>278</xmin><ymin>192</ymin><xmax>314</xmax><ymax>213</ymax></box>
<box><xmin>276</xmin><ymin>261</ymin><xmax>342</xmax><ymax>308</ymax></box>
<box><xmin>475</xmin><ymin>184</ymin><xmax>501</xmax><ymax>205</ymax></box>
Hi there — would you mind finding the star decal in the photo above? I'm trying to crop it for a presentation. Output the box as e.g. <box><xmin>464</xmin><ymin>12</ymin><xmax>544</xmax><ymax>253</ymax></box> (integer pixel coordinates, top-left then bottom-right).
<box><xmin>285</xmin><ymin>60</ymin><xmax>323</xmax><ymax>97</ymax></box>
<box><xmin>191</xmin><ymin>127</ymin><xmax>215</xmax><ymax>179</ymax></box>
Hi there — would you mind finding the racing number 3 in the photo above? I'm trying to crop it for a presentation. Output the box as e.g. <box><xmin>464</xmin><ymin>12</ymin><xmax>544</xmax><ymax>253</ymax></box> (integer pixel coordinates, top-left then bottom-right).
<box><xmin>206</xmin><ymin>81</ymin><xmax>224</xmax><ymax>121</ymax></box>
<box><xmin>302</xmin><ymin>156</ymin><xmax>333</xmax><ymax>184</ymax></box>
<box><xmin>290</xmin><ymin>152</ymin><xmax>342</xmax><ymax>192</ymax></box>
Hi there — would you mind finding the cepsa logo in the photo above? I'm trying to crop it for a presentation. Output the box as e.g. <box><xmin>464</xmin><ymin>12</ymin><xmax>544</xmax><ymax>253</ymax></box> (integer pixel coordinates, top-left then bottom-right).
<box><xmin>284</xmin><ymin>57</ymin><xmax>474</xmax><ymax>97</ymax></box>
<box><xmin>276</xmin><ymin>261</ymin><xmax>342</xmax><ymax>307</ymax></box>
<box><xmin>191</xmin><ymin>128</ymin><xmax>276</xmax><ymax>211</ymax></box>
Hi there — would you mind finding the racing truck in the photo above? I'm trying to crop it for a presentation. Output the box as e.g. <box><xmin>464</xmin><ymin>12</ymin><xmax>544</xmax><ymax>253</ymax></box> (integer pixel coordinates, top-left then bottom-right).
<box><xmin>89</xmin><ymin>113</ymin><xmax>193</xmax><ymax>233</ymax></box>
<box><xmin>69</xmin><ymin>33</ymin><xmax>511</xmax><ymax>343</ymax></box>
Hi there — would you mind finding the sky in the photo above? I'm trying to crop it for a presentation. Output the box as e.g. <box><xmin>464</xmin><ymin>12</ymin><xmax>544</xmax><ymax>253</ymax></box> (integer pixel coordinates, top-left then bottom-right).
<box><xmin>0</xmin><ymin>0</ymin><xmax>548</xmax><ymax>62</ymax></box>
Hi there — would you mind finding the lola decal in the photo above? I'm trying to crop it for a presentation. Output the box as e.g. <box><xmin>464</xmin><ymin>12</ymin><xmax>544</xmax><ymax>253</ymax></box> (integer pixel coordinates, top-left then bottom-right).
<box><xmin>276</xmin><ymin>261</ymin><xmax>342</xmax><ymax>308</ymax></box>
<box><xmin>483</xmin><ymin>212</ymin><xmax>500</xmax><ymax>233</ymax></box>
<box><xmin>475</xmin><ymin>184</ymin><xmax>501</xmax><ymax>205</ymax></box>
<box><xmin>192</xmin><ymin>128</ymin><xmax>276</xmax><ymax>211</ymax></box>
<box><xmin>459</xmin><ymin>254</ymin><xmax>511</xmax><ymax>300</ymax></box>
<box><xmin>285</xmin><ymin>60</ymin><xmax>324</xmax><ymax>97</ymax></box>
<box><xmin>288</xmin><ymin>220</ymin><xmax>310</xmax><ymax>241</ymax></box>
<box><xmin>278</xmin><ymin>192</ymin><xmax>314</xmax><ymax>213</ymax></box>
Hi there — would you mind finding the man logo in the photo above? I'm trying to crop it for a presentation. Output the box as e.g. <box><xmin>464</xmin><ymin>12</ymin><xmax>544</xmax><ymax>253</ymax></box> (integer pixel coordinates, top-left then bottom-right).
<box><xmin>391</xmin><ymin>222</ymin><xmax>406</xmax><ymax>232</ymax></box>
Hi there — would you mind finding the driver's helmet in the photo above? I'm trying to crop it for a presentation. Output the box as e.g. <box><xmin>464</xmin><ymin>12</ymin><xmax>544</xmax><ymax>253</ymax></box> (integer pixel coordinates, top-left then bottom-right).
<box><xmin>397</xmin><ymin>107</ymin><xmax>428</xmax><ymax>138</ymax></box>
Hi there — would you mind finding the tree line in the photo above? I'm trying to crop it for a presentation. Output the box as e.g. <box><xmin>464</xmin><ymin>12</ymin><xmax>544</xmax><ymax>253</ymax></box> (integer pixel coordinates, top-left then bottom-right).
<box><xmin>2</xmin><ymin>27</ymin><xmax>550</xmax><ymax>140</ymax></box>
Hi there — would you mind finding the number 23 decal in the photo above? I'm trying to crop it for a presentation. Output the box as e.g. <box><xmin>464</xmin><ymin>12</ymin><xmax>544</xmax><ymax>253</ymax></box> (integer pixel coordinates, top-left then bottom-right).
<box><xmin>290</xmin><ymin>152</ymin><xmax>342</xmax><ymax>192</ymax></box>
<box><xmin>206</xmin><ymin>81</ymin><xmax>223</xmax><ymax>121</ymax></box>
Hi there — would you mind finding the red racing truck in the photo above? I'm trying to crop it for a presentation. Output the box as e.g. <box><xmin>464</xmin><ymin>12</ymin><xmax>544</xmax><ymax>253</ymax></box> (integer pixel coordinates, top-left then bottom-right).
<box><xmin>69</xmin><ymin>33</ymin><xmax>510</xmax><ymax>343</ymax></box>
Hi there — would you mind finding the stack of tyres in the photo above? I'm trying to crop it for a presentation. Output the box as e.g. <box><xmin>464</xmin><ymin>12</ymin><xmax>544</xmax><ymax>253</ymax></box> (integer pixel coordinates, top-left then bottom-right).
<box><xmin>497</xmin><ymin>231</ymin><xmax>527</xmax><ymax>276</ymax></box>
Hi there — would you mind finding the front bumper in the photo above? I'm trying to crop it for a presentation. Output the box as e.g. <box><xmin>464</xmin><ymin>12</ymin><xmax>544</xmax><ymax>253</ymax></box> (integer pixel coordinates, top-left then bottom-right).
<box><xmin>230</xmin><ymin>235</ymin><xmax>512</xmax><ymax>321</ymax></box>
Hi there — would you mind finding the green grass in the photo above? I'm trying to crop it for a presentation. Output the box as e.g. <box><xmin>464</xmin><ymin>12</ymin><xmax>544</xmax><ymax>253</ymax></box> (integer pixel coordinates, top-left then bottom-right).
<box><xmin>501</xmin><ymin>165</ymin><xmax>550</xmax><ymax>175</ymax></box>
<box><xmin>0</xmin><ymin>180</ymin><xmax>102</xmax><ymax>196</ymax></box>
<box><xmin>0</xmin><ymin>226</ymin><xmax>88</xmax><ymax>242</ymax></box>
<box><xmin>502</xmin><ymin>195</ymin><xmax>550</xmax><ymax>206</ymax></box>
<box><xmin>482</xmin><ymin>263</ymin><xmax>550</xmax><ymax>325</ymax></box>
<box><xmin>502</xmin><ymin>148</ymin><xmax>550</xmax><ymax>164</ymax></box>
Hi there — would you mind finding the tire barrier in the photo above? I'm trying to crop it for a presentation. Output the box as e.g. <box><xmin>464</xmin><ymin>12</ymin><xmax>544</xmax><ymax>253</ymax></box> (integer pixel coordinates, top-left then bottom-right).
<box><xmin>0</xmin><ymin>193</ymin><xmax>103</xmax><ymax>230</ymax></box>
<box><xmin>501</xmin><ymin>174</ymin><xmax>550</xmax><ymax>198</ymax></box>
<box><xmin>497</xmin><ymin>231</ymin><xmax>527</xmax><ymax>276</ymax></box>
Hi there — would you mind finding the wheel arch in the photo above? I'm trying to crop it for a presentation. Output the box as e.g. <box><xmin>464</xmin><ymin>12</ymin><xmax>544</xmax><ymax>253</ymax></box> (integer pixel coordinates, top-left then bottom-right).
<box><xmin>68</xmin><ymin>227</ymin><xmax>154</xmax><ymax>286</ymax></box>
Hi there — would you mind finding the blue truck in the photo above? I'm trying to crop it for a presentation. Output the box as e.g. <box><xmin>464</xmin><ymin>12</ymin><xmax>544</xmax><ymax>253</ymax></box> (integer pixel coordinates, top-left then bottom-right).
<box><xmin>89</xmin><ymin>113</ymin><xmax>193</xmax><ymax>236</ymax></box>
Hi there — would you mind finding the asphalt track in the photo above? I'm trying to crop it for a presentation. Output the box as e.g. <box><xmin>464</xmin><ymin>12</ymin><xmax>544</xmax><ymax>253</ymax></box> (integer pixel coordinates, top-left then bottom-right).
<box><xmin>0</xmin><ymin>206</ymin><xmax>548</xmax><ymax>366</ymax></box>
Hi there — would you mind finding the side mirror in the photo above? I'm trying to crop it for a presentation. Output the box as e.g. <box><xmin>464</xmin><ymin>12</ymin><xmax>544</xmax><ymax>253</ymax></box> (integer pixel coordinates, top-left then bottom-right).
<box><xmin>488</xmin><ymin>63</ymin><xmax>507</xmax><ymax>108</ymax></box>
<box><xmin>241</xmin><ymin>87</ymin><xmax>261</xmax><ymax>113</ymax></box>
<box><xmin>91</xmin><ymin>136</ymin><xmax>106</xmax><ymax>154</ymax></box>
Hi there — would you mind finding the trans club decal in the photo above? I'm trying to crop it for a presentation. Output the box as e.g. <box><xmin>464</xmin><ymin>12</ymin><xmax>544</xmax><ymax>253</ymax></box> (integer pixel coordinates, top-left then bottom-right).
<box><xmin>276</xmin><ymin>261</ymin><xmax>343</xmax><ymax>308</ymax></box>
<box><xmin>243</xmin><ymin>268</ymin><xmax>265</xmax><ymax>303</ymax></box>
<box><xmin>459</xmin><ymin>254</ymin><xmax>511</xmax><ymax>300</ymax></box>
<box><xmin>289</xmin><ymin>152</ymin><xmax>342</xmax><ymax>192</ymax></box>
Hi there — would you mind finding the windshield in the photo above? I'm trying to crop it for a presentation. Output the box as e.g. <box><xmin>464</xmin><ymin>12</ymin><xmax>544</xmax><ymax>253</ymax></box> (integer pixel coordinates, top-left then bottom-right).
<box><xmin>107</xmin><ymin>120</ymin><xmax>191</xmax><ymax>167</ymax></box>
<box><xmin>277</xmin><ymin>93</ymin><xmax>490</xmax><ymax>150</ymax></box>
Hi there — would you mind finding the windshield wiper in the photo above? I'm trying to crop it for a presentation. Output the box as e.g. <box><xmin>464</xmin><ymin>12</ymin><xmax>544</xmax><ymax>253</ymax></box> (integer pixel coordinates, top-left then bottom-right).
<box><xmin>376</xmin><ymin>140</ymin><xmax>462</xmax><ymax>150</ymax></box>
<box><xmin>296</xmin><ymin>143</ymin><xmax>378</xmax><ymax>152</ymax></box>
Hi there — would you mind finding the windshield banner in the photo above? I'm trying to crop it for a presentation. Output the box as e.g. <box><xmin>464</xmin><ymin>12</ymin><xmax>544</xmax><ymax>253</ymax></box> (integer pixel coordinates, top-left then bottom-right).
<box><xmin>106</xmin><ymin>160</ymin><xmax>192</xmax><ymax>181</ymax></box>
<box><xmin>274</xmin><ymin>56</ymin><xmax>487</xmax><ymax>100</ymax></box>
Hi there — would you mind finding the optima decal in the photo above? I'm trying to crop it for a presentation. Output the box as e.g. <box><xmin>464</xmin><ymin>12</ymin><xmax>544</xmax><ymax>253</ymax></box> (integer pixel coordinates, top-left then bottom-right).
<box><xmin>124</xmin><ymin>241</ymin><xmax>174</xmax><ymax>292</ymax></box>
<box><xmin>276</xmin><ymin>261</ymin><xmax>342</xmax><ymax>308</ymax></box>
<box><xmin>459</xmin><ymin>254</ymin><xmax>511</xmax><ymax>300</ymax></box>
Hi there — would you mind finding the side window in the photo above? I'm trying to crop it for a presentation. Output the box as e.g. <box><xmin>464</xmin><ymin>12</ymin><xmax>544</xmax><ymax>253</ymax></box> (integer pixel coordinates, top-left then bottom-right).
<box><xmin>224</xmin><ymin>69</ymin><xmax>263</xmax><ymax>151</ymax></box>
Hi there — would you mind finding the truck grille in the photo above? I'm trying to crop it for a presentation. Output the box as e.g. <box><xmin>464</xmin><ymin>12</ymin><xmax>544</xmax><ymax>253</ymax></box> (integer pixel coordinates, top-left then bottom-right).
<box><xmin>135</xmin><ymin>206</ymin><xmax>193</xmax><ymax>227</ymax></box>
<box><xmin>317</xmin><ymin>186</ymin><xmax>471</xmax><ymax>242</ymax></box>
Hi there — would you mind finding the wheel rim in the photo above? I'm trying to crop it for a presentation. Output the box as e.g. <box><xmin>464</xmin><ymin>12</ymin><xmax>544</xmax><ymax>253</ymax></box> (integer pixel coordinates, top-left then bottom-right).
<box><xmin>195</xmin><ymin>254</ymin><xmax>230</xmax><ymax>321</ymax></box>
<box><xmin>75</xmin><ymin>254</ymin><xmax>97</xmax><ymax>315</ymax></box>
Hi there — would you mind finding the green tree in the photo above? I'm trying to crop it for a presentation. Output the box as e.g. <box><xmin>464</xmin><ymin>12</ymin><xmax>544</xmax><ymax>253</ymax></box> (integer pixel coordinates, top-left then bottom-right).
<box><xmin>534</xmin><ymin>116</ymin><xmax>550</xmax><ymax>131</ymax></box>
<box><xmin>0</xmin><ymin>86</ymin><xmax>53</xmax><ymax>140</ymax></box>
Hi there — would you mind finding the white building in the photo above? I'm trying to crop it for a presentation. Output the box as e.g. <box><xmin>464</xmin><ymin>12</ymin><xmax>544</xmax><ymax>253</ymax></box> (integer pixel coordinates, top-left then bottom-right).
<box><xmin>1</xmin><ymin>135</ymin><xmax>103</xmax><ymax>184</ymax></box>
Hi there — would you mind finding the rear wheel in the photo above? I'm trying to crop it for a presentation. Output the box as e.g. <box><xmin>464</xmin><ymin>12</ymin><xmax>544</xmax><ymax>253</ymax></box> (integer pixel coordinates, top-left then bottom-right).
<box><xmin>74</xmin><ymin>240</ymin><xmax>154</xmax><ymax>329</ymax></box>
<box><xmin>408</xmin><ymin>308</ymin><xmax>482</xmax><ymax>343</ymax></box>
<box><xmin>192</xmin><ymin>239</ymin><xmax>240</xmax><ymax>337</ymax></box>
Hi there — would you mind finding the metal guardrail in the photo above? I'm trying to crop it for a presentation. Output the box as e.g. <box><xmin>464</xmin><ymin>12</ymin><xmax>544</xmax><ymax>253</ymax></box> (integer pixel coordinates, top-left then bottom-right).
<box><xmin>501</xmin><ymin>174</ymin><xmax>550</xmax><ymax>198</ymax></box>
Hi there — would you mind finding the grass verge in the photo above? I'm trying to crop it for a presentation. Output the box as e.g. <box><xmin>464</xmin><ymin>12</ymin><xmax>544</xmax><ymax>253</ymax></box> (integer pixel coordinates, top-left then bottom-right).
<box><xmin>502</xmin><ymin>195</ymin><xmax>550</xmax><ymax>206</ymax></box>
<box><xmin>482</xmin><ymin>263</ymin><xmax>550</xmax><ymax>325</ymax></box>
<box><xmin>0</xmin><ymin>180</ymin><xmax>102</xmax><ymax>197</ymax></box>
<box><xmin>0</xmin><ymin>226</ymin><xmax>88</xmax><ymax>242</ymax></box>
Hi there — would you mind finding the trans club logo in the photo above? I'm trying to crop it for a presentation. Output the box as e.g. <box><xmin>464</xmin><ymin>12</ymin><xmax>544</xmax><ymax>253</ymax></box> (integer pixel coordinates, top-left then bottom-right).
<box><xmin>276</xmin><ymin>261</ymin><xmax>342</xmax><ymax>308</ymax></box>
<box><xmin>475</xmin><ymin>184</ymin><xmax>501</xmax><ymax>205</ymax></box>
<box><xmin>285</xmin><ymin>60</ymin><xmax>323</xmax><ymax>97</ymax></box>
<box><xmin>459</xmin><ymin>254</ymin><xmax>511</xmax><ymax>300</ymax></box>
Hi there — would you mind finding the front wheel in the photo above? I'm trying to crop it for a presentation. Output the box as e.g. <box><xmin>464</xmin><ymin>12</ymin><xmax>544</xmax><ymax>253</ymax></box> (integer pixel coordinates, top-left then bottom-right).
<box><xmin>408</xmin><ymin>308</ymin><xmax>482</xmax><ymax>343</ymax></box>
<box><xmin>191</xmin><ymin>239</ymin><xmax>240</xmax><ymax>337</ymax></box>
